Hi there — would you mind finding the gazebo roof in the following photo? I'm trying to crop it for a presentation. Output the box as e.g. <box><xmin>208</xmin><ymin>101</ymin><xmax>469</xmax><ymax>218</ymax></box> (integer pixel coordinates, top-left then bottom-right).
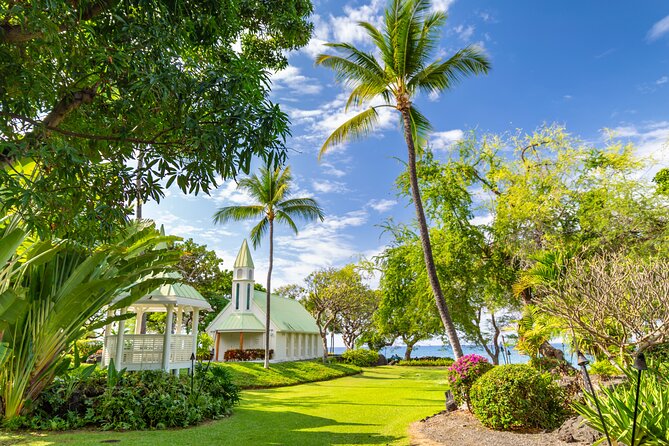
<box><xmin>117</xmin><ymin>271</ymin><xmax>212</xmax><ymax>311</ymax></box>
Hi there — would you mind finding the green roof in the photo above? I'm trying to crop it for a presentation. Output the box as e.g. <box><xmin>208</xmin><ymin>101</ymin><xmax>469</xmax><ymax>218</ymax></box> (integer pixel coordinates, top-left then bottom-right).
<box><xmin>215</xmin><ymin>312</ymin><xmax>265</xmax><ymax>332</ymax></box>
<box><xmin>211</xmin><ymin>290</ymin><xmax>319</xmax><ymax>334</ymax></box>
<box><xmin>140</xmin><ymin>271</ymin><xmax>211</xmax><ymax>309</ymax></box>
<box><xmin>234</xmin><ymin>239</ymin><xmax>254</xmax><ymax>268</ymax></box>
<box><xmin>252</xmin><ymin>290</ymin><xmax>319</xmax><ymax>333</ymax></box>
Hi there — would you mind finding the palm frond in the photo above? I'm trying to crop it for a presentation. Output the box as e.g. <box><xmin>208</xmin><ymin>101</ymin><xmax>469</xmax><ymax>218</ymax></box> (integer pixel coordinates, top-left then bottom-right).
<box><xmin>249</xmin><ymin>218</ymin><xmax>270</xmax><ymax>248</ymax></box>
<box><xmin>408</xmin><ymin>45</ymin><xmax>491</xmax><ymax>94</ymax></box>
<box><xmin>319</xmin><ymin>107</ymin><xmax>380</xmax><ymax>159</ymax></box>
<box><xmin>315</xmin><ymin>53</ymin><xmax>385</xmax><ymax>91</ymax></box>
<box><xmin>408</xmin><ymin>106</ymin><xmax>432</xmax><ymax>145</ymax></box>
<box><xmin>278</xmin><ymin>197</ymin><xmax>325</xmax><ymax>222</ymax></box>
<box><xmin>212</xmin><ymin>205</ymin><xmax>265</xmax><ymax>224</ymax></box>
<box><xmin>274</xmin><ymin>211</ymin><xmax>299</xmax><ymax>235</ymax></box>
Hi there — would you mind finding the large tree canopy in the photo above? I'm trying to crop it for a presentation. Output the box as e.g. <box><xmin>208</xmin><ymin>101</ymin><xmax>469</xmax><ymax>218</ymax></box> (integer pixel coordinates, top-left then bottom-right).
<box><xmin>0</xmin><ymin>0</ymin><xmax>313</xmax><ymax>240</ymax></box>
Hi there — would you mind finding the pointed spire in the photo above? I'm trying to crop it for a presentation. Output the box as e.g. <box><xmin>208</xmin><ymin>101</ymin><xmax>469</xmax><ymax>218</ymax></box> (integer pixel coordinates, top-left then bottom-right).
<box><xmin>234</xmin><ymin>239</ymin><xmax>254</xmax><ymax>268</ymax></box>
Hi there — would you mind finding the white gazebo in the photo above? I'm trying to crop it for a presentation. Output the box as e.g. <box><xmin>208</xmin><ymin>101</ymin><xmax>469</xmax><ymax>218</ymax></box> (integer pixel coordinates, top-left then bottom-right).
<box><xmin>101</xmin><ymin>272</ymin><xmax>212</xmax><ymax>372</ymax></box>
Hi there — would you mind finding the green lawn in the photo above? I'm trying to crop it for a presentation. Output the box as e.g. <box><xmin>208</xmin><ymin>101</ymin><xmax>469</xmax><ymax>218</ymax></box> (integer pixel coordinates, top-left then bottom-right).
<box><xmin>217</xmin><ymin>360</ymin><xmax>361</xmax><ymax>388</ymax></box>
<box><xmin>2</xmin><ymin>366</ymin><xmax>448</xmax><ymax>446</ymax></box>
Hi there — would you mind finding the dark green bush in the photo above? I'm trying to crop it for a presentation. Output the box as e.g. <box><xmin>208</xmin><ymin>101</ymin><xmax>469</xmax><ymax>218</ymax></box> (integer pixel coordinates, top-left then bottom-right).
<box><xmin>470</xmin><ymin>364</ymin><xmax>567</xmax><ymax>431</ymax></box>
<box><xmin>647</xmin><ymin>343</ymin><xmax>669</xmax><ymax>364</ymax></box>
<box><xmin>397</xmin><ymin>357</ymin><xmax>454</xmax><ymax>367</ymax></box>
<box><xmin>341</xmin><ymin>349</ymin><xmax>379</xmax><ymax>367</ymax></box>
<box><xmin>10</xmin><ymin>366</ymin><xmax>239</xmax><ymax>431</ymax></box>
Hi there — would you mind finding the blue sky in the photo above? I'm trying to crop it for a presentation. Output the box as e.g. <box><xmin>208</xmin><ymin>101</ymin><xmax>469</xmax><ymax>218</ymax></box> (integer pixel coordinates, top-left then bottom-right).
<box><xmin>145</xmin><ymin>0</ymin><xmax>669</xmax><ymax>292</ymax></box>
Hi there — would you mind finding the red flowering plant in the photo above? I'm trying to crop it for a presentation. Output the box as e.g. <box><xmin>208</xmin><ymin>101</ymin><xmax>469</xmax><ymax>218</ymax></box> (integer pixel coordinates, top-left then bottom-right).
<box><xmin>446</xmin><ymin>354</ymin><xmax>493</xmax><ymax>410</ymax></box>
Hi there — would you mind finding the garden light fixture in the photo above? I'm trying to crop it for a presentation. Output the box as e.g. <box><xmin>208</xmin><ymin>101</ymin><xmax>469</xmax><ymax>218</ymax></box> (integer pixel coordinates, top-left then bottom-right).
<box><xmin>576</xmin><ymin>350</ymin><xmax>612</xmax><ymax>446</ymax></box>
<box><xmin>631</xmin><ymin>352</ymin><xmax>647</xmax><ymax>446</ymax></box>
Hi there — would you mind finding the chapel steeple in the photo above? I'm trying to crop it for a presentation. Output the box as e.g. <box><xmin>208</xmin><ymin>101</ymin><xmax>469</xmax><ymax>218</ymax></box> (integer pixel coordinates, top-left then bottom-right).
<box><xmin>232</xmin><ymin>240</ymin><xmax>255</xmax><ymax>312</ymax></box>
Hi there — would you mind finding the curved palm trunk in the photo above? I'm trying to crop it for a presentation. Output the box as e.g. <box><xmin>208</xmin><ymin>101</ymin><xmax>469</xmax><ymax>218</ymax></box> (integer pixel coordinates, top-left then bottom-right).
<box><xmin>400</xmin><ymin>108</ymin><xmax>464</xmax><ymax>359</ymax></box>
<box><xmin>264</xmin><ymin>219</ymin><xmax>273</xmax><ymax>369</ymax></box>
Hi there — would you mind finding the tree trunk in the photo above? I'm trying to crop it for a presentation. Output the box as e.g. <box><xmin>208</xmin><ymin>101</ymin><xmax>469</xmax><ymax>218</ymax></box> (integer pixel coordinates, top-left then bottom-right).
<box><xmin>321</xmin><ymin>332</ymin><xmax>328</xmax><ymax>364</ymax></box>
<box><xmin>404</xmin><ymin>343</ymin><xmax>414</xmax><ymax>361</ymax></box>
<box><xmin>264</xmin><ymin>220</ymin><xmax>273</xmax><ymax>369</ymax></box>
<box><xmin>400</xmin><ymin>107</ymin><xmax>464</xmax><ymax>359</ymax></box>
<box><xmin>135</xmin><ymin>150</ymin><xmax>144</xmax><ymax>220</ymax></box>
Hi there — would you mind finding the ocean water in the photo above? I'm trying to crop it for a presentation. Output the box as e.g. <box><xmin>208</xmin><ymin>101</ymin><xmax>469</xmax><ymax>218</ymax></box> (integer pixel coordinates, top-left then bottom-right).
<box><xmin>333</xmin><ymin>343</ymin><xmax>576</xmax><ymax>365</ymax></box>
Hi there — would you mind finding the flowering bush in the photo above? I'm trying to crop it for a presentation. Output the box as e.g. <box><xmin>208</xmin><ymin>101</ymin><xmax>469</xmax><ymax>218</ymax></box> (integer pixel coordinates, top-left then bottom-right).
<box><xmin>446</xmin><ymin>354</ymin><xmax>493</xmax><ymax>410</ymax></box>
<box><xmin>223</xmin><ymin>349</ymin><xmax>273</xmax><ymax>361</ymax></box>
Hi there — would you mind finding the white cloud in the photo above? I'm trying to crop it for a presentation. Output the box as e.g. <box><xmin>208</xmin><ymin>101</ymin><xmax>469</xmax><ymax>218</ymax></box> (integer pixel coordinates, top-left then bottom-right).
<box><xmin>432</xmin><ymin>0</ymin><xmax>455</xmax><ymax>12</ymax></box>
<box><xmin>367</xmin><ymin>198</ymin><xmax>397</xmax><ymax>213</ymax></box>
<box><xmin>470</xmin><ymin>213</ymin><xmax>493</xmax><ymax>226</ymax></box>
<box><xmin>312</xmin><ymin>179</ymin><xmax>349</xmax><ymax>194</ymax></box>
<box><xmin>270</xmin><ymin>65</ymin><xmax>322</xmax><ymax>95</ymax></box>
<box><xmin>657</xmin><ymin>76</ymin><xmax>668</xmax><ymax>85</ymax></box>
<box><xmin>286</xmin><ymin>92</ymin><xmax>397</xmax><ymax>156</ymax></box>
<box><xmin>271</xmin><ymin>210</ymin><xmax>371</xmax><ymax>286</ymax></box>
<box><xmin>205</xmin><ymin>181</ymin><xmax>254</xmax><ymax>205</ymax></box>
<box><xmin>647</xmin><ymin>15</ymin><xmax>669</xmax><ymax>41</ymax></box>
<box><xmin>321</xmin><ymin>162</ymin><xmax>347</xmax><ymax>177</ymax></box>
<box><xmin>429</xmin><ymin>129</ymin><xmax>465</xmax><ymax>150</ymax></box>
<box><xmin>563</xmin><ymin>94</ymin><xmax>573</xmax><ymax>100</ymax></box>
<box><xmin>453</xmin><ymin>24</ymin><xmax>475</xmax><ymax>41</ymax></box>
<box><xmin>330</xmin><ymin>0</ymin><xmax>385</xmax><ymax>45</ymax></box>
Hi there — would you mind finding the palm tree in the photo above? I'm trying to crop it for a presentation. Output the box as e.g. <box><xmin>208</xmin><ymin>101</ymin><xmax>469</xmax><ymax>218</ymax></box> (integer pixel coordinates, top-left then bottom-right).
<box><xmin>213</xmin><ymin>164</ymin><xmax>324</xmax><ymax>368</ymax></box>
<box><xmin>316</xmin><ymin>0</ymin><xmax>490</xmax><ymax>359</ymax></box>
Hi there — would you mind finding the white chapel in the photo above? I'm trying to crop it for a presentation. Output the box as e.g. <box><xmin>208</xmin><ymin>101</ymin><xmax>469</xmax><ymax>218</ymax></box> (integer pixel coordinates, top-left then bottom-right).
<box><xmin>207</xmin><ymin>240</ymin><xmax>323</xmax><ymax>362</ymax></box>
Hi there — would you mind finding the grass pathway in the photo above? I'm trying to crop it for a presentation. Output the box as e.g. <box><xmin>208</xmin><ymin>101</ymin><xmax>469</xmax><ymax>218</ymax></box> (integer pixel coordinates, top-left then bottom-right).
<box><xmin>4</xmin><ymin>366</ymin><xmax>448</xmax><ymax>446</ymax></box>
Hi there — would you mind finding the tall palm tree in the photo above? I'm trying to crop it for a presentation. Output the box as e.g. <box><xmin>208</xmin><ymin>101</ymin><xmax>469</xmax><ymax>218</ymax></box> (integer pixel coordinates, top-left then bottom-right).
<box><xmin>213</xmin><ymin>164</ymin><xmax>324</xmax><ymax>368</ymax></box>
<box><xmin>316</xmin><ymin>0</ymin><xmax>490</xmax><ymax>359</ymax></box>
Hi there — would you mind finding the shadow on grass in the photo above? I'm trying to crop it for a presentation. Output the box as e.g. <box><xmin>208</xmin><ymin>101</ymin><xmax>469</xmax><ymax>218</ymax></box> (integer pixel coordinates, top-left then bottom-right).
<box><xmin>0</xmin><ymin>410</ymin><xmax>397</xmax><ymax>446</ymax></box>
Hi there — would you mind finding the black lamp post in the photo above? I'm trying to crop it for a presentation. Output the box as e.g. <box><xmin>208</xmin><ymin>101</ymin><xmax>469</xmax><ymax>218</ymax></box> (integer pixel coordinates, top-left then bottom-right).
<box><xmin>577</xmin><ymin>351</ymin><xmax>612</xmax><ymax>446</ymax></box>
<box><xmin>631</xmin><ymin>352</ymin><xmax>647</xmax><ymax>446</ymax></box>
<box><xmin>190</xmin><ymin>352</ymin><xmax>196</xmax><ymax>395</ymax></box>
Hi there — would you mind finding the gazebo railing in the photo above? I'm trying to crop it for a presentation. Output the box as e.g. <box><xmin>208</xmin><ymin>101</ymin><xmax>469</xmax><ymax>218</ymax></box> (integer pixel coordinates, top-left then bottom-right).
<box><xmin>104</xmin><ymin>334</ymin><xmax>194</xmax><ymax>368</ymax></box>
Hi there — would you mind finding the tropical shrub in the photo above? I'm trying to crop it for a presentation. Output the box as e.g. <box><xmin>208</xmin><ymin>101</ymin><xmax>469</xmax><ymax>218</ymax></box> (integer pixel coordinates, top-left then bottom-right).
<box><xmin>224</xmin><ymin>349</ymin><xmax>274</xmax><ymax>361</ymax></box>
<box><xmin>588</xmin><ymin>359</ymin><xmax>619</xmax><ymax>379</ymax></box>
<box><xmin>0</xmin><ymin>220</ymin><xmax>179</xmax><ymax>421</ymax></box>
<box><xmin>529</xmin><ymin>356</ymin><xmax>563</xmax><ymax>373</ymax></box>
<box><xmin>341</xmin><ymin>349</ymin><xmax>379</xmax><ymax>367</ymax></box>
<box><xmin>7</xmin><ymin>366</ymin><xmax>239</xmax><ymax>431</ymax></box>
<box><xmin>197</xmin><ymin>332</ymin><xmax>214</xmax><ymax>360</ymax></box>
<box><xmin>574</xmin><ymin>364</ymin><xmax>669</xmax><ymax>445</ymax></box>
<box><xmin>469</xmin><ymin>364</ymin><xmax>568</xmax><ymax>431</ymax></box>
<box><xmin>397</xmin><ymin>357</ymin><xmax>454</xmax><ymax>367</ymax></box>
<box><xmin>647</xmin><ymin>343</ymin><xmax>669</xmax><ymax>364</ymax></box>
<box><xmin>446</xmin><ymin>354</ymin><xmax>493</xmax><ymax>409</ymax></box>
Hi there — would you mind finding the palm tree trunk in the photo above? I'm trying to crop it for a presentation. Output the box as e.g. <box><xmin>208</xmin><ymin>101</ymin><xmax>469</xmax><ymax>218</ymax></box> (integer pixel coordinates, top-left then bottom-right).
<box><xmin>264</xmin><ymin>219</ymin><xmax>273</xmax><ymax>369</ymax></box>
<box><xmin>400</xmin><ymin>108</ymin><xmax>464</xmax><ymax>359</ymax></box>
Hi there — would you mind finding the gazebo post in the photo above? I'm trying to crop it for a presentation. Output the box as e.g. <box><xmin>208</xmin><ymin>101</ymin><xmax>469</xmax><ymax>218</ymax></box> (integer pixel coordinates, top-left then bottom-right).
<box><xmin>191</xmin><ymin>308</ymin><xmax>199</xmax><ymax>368</ymax></box>
<box><xmin>134</xmin><ymin>307</ymin><xmax>144</xmax><ymax>334</ymax></box>
<box><xmin>162</xmin><ymin>304</ymin><xmax>174</xmax><ymax>372</ymax></box>
<box><xmin>114</xmin><ymin>308</ymin><xmax>127</xmax><ymax>369</ymax></box>
<box><xmin>175</xmin><ymin>306</ymin><xmax>183</xmax><ymax>334</ymax></box>
<box><xmin>102</xmin><ymin>308</ymin><xmax>114</xmax><ymax>367</ymax></box>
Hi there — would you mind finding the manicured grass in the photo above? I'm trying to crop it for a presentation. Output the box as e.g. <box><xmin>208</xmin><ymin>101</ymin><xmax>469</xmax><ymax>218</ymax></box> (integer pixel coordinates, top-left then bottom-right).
<box><xmin>3</xmin><ymin>366</ymin><xmax>449</xmax><ymax>446</ymax></box>
<box><xmin>216</xmin><ymin>360</ymin><xmax>361</xmax><ymax>389</ymax></box>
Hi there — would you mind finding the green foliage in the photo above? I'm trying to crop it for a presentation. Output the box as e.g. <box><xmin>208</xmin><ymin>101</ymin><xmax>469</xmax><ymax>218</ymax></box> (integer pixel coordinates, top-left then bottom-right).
<box><xmin>470</xmin><ymin>364</ymin><xmax>568</xmax><ymax>431</ymax></box>
<box><xmin>341</xmin><ymin>349</ymin><xmax>379</xmax><ymax>367</ymax></box>
<box><xmin>0</xmin><ymin>220</ymin><xmax>179</xmax><ymax>421</ymax></box>
<box><xmin>209</xmin><ymin>360</ymin><xmax>361</xmax><ymax>389</ymax></box>
<box><xmin>397</xmin><ymin>358</ymin><xmax>454</xmax><ymax>367</ymax></box>
<box><xmin>7</xmin><ymin>367</ymin><xmax>239</xmax><ymax>431</ymax></box>
<box><xmin>374</xmin><ymin>229</ymin><xmax>444</xmax><ymax>357</ymax></box>
<box><xmin>175</xmin><ymin>238</ymin><xmax>233</xmax><ymax>326</ymax></box>
<box><xmin>647</xmin><ymin>343</ymin><xmax>669</xmax><ymax>364</ymax></box>
<box><xmin>0</xmin><ymin>1</ymin><xmax>314</xmax><ymax>241</ymax></box>
<box><xmin>588</xmin><ymin>360</ymin><xmax>620</xmax><ymax>378</ymax></box>
<box><xmin>574</xmin><ymin>365</ymin><xmax>669</xmax><ymax>445</ymax></box>
<box><xmin>197</xmin><ymin>332</ymin><xmax>214</xmax><ymax>360</ymax></box>
<box><xmin>446</xmin><ymin>354</ymin><xmax>493</xmax><ymax>409</ymax></box>
<box><xmin>303</xmin><ymin>265</ymin><xmax>375</xmax><ymax>356</ymax></box>
<box><xmin>653</xmin><ymin>168</ymin><xmax>669</xmax><ymax>196</ymax></box>
<box><xmin>529</xmin><ymin>356</ymin><xmax>566</xmax><ymax>373</ymax></box>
